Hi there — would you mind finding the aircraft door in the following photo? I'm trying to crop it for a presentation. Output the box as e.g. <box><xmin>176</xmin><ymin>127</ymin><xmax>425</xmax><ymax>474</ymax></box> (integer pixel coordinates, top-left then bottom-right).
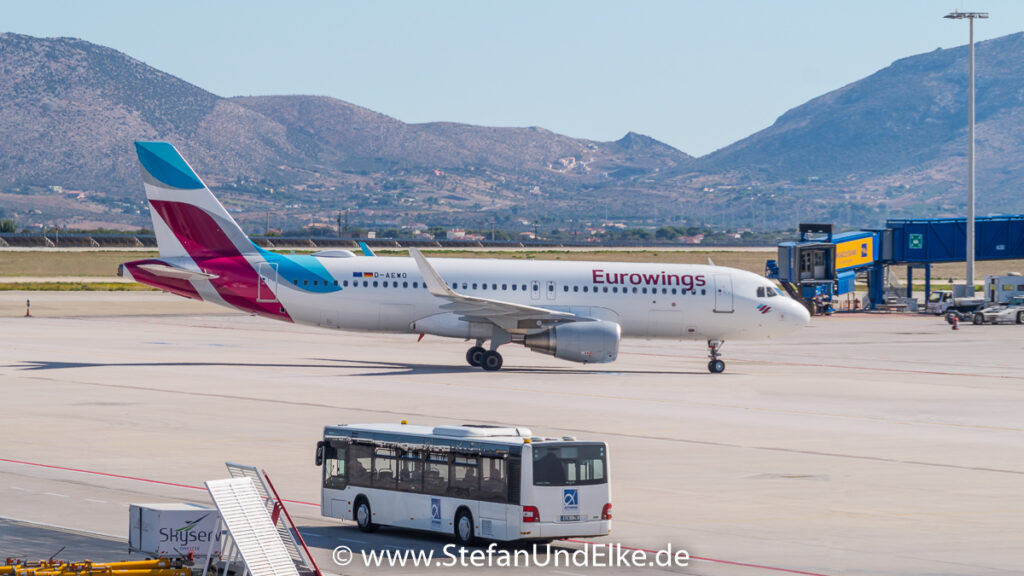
<box><xmin>531</xmin><ymin>280</ymin><xmax>541</xmax><ymax>300</ymax></box>
<box><xmin>714</xmin><ymin>274</ymin><xmax>734</xmax><ymax>313</ymax></box>
<box><xmin>546</xmin><ymin>280</ymin><xmax>556</xmax><ymax>300</ymax></box>
<box><xmin>257</xmin><ymin>262</ymin><xmax>279</xmax><ymax>303</ymax></box>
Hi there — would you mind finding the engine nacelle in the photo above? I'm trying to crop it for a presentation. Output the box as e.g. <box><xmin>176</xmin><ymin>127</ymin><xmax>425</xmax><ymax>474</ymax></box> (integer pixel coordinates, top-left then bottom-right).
<box><xmin>522</xmin><ymin>321</ymin><xmax>620</xmax><ymax>364</ymax></box>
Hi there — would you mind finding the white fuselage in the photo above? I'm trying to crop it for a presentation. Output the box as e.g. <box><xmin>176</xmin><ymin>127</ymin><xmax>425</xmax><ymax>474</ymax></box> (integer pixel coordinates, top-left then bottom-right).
<box><xmin>259</xmin><ymin>255</ymin><xmax>807</xmax><ymax>342</ymax></box>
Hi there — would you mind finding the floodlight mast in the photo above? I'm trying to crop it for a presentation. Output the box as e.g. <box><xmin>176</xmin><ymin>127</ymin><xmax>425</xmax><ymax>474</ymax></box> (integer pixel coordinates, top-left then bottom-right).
<box><xmin>944</xmin><ymin>10</ymin><xmax>988</xmax><ymax>296</ymax></box>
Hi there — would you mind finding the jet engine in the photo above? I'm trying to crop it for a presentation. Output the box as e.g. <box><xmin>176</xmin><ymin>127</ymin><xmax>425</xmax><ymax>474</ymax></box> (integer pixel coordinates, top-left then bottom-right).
<box><xmin>521</xmin><ymin>321</ymin><xmax>620</xmax><ymax>364</ymax></box>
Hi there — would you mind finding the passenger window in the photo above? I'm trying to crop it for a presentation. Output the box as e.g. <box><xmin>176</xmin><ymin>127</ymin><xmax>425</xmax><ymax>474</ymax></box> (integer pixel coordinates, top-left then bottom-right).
<box><xmin>613</xmin><ymin>287</ymin><xmax>619</xmax><ymax>293</ymax></box>
<box><xmin>642</xmin><ymin>287</ymin><xmax>648</xmax><ymax>294</ymax></box>
<box><xmin>363</xmin><ymin>280</ymin><xmax>368</xmax><ymax>287</ymax></box>
<box><xmin>701</xmin><ymin>289</ymin><xmax>706</xmax><ymax>295</ymax></box>
<box><xmin>632</xmin><ymin>287</ymin><xmax>638</xmax><ymax>294</ymax></box>
<box><xmin>473</xmin><ymin>283</ymin><xmax>478</xmax><ymax>289</ymax></box>
<box><xmin>334</xmin><ymin>280</ymin><xmax>339</xmax><ymax>286</ymax></box>
<box><xmin>293</xmin><ymin>280</ymin><xmax>298</xmax><ymax>286</ymax></box>
<box><xmin>403</xmin><ymin>281</ymin><xmax>408</xmax><ymax>288</ymax></box>
<box><xmin>303</xmin><ymin>280</ymin><xmax>309</xmax><ymax>286</ymax></box>
<box><xmin>532</xmin><ymin>284</ymin><xmax>538</xmax><ymax>292</ymax></box>
<box><xmin>671</xmin><ymin>288</ymin><xmax>677</xmax><ymax>295</ymax></box>
<box><xmin>522</xmin><ymin>284</ymin><xmax>527</xmax><ymax>291</ymax></box>
<box><xmin>343</xmin><ymin>280</ymin><xmax>349</xmax><ymax>287</ymax></box>
<box><xmin>383</xmin><ymin>281</ymin><xmax>388</xmax><ymax>288</ymax></box>
<box><xmin>373</xmin><ymin>281</ymin><xmax>379</xmax><ymax>288</ymax></box>
<box><xmin>493</xmin><ymin>284</ymin><xmax>498</xmax><ymax>290</ymax></box>
<box><xmin>449</xmin><ymin>456</ymin><xmax>479</xmax><ymax>498</ymax></box>
<box><xmin>548</xmin><ymin>284</ymin><xmax>554</xmax><ymax>292</ymax></box>
<box><xmin>563</xmin><ymin>285</ymin><xmax>569</xmax><ymax>292</ymax></box>
<box><xmin>583</xmin><ymin>286</ymin><xmax>589</xmax><ymax>293</ymax></box>
<box><xmin>413</xmin><ymin>282</ymin><xmax>419</xmax><ymax>288</ymax></box>
<box><xmin>573</xmin><ymin>286</ymin><xmax>579</xmax><ymax>292</ymax></box>
<box><xmin>372</xmin><ymin>447</ymin><xmax>396</xmax><ymax>489</ymax></box>
<box><xmin>511</xmin><ymin>284</ymin><xmax>517</xmax><ymax>291</ymax></box>
<box><xmin>424</xmin><ymin>452</ymin><xmax>449</xmax><ymax>495</ymax></box>
<box><xmin>347</xmin><ymin>444</ymin><xmax>373</xmax><ymax>487</ymax></box>
<box><xmin>479</xmin><ymin>457</ymin><xmax>507</xmax><ymax>503</ymax></box>
<box><xmin>397</xmin><ymin>450</ymin><xmax>423</xmax><ymax>493</ymax></box>
<box><xmin>503</xmin><ymin>284</ymin><xmax>508</xmax><ymax>290</ymax></box>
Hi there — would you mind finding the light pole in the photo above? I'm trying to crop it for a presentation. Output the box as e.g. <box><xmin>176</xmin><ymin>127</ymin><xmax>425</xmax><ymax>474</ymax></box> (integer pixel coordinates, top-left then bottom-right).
<box><xmin>945</xmin><ymin>10</ymin><xmax>988</xmax><ymax>296</ymax></box>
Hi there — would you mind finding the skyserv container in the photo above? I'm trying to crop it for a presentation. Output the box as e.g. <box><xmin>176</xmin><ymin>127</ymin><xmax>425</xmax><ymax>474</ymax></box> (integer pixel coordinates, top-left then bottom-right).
<box><xmin>129</xmin><ymin>503</ymin><xmax>222</xmax><ymax>558</ymax></box>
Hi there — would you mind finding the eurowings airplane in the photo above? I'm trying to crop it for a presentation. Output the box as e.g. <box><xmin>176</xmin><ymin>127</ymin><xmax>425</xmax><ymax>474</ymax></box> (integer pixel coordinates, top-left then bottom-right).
<box><xmin>120</xmin><ymin>142</ymin><xmax>809</xmax><ymax>373</ymax></box>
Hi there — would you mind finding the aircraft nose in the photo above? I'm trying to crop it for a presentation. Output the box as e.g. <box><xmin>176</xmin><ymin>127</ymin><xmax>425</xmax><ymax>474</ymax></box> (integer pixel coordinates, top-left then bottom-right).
<box><xmin>789</xmin><ymin>299</ymin><xmax>811</xmax><ymax>326</ymax></box>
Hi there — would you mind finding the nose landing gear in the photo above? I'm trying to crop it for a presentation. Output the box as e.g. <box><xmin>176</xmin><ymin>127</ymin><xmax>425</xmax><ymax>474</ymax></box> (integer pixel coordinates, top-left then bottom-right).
<box><xmin>707</xmin><ymin>340</ymin><xmax>725</xmax><ymax>374</ymax></box>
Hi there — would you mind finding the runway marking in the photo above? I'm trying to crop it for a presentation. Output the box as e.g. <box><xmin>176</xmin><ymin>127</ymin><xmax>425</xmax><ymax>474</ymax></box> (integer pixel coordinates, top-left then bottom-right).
<box><xmin>9</xmin><ymin>486</ymin><xmax>31</xmax><ymax>492</ymax></box>
<box><xmin>85</xmin><ymin>498</ymin><xmax>107</xmax><ymax>504</ymax></box>
<box><xmin>42</xmin><ymin>492</ymin><xmax>69</xmax><ymax>498</ymax></box>
<box><xmin>0</xmin><ymin>458</ymin><xmax>835</xmax><ymax>576</ymax></box>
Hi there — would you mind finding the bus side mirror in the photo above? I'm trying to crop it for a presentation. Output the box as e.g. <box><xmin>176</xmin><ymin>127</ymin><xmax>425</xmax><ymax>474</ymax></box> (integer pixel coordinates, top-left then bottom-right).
<box><xmin>315</xmin><ymin>441</ymin><xmax>325</xmax><ymax>466</ymax></box>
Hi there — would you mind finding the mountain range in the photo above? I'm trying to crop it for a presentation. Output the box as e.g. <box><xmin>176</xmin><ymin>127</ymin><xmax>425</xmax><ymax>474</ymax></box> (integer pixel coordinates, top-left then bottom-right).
<box><xmin>1</xmin><ymin>31</ymin><xmax>1023</xmax><ymax>233</ymax></box>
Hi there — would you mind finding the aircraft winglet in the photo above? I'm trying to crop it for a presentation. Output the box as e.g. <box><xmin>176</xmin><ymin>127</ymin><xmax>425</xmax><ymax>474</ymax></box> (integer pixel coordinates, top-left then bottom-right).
<box><xmin>358</xmin><ymin>241</ymin><xmax>376</xmax><ymax>257</ymax></box>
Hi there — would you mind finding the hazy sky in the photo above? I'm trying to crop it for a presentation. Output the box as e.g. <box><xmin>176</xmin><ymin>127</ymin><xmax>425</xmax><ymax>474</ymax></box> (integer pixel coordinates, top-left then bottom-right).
<box><xmin>5</xmin><ymin>1</ymin><xmax>1022</xmax><ymax>156</ymax></box>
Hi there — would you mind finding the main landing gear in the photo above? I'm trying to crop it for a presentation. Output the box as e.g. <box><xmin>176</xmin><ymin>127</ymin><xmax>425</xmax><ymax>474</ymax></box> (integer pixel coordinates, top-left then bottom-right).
<box><xmin>707</xmin><ymin>340</ymin><xmax>725</xmax><ymax>374</ymax></box>
<box><xmin>466</xmin><ymin>342</ymin><xmax>503</xmax><ymax>371</ymax></box>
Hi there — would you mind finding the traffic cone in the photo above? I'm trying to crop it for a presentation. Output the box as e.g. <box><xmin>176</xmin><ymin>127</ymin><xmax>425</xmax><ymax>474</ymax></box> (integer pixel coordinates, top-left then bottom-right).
<box><xmin>952</xmin><ymin>316</ymin><xmax>959</xmax><ymax>330</ymax></box>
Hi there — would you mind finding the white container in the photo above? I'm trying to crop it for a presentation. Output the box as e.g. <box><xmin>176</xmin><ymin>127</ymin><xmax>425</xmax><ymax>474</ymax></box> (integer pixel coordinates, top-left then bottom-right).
<box><xmin>129</xmin><ymin>503</ymin><xmax>222</xmax><ymax>558</ymax></box>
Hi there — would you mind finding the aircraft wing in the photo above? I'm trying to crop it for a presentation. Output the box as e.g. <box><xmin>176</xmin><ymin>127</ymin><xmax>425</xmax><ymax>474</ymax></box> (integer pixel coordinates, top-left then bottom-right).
<box><xmin>409</xmin><ymin>248</ymin><xmax>576</xmax><ymax>330</ymax></box>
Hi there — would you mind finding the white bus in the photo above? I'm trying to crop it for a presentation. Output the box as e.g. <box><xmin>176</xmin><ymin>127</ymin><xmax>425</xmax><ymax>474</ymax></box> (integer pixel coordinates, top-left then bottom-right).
<box><xmin>315</xmin><ymin>422</ymin><xmax>612</xmax><ymax>544</ymax></box>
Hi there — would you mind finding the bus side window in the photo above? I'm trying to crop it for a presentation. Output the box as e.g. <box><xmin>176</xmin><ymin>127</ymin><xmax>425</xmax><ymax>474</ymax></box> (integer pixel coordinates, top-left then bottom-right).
<box><xmin>347</xmin><ymin>444</ymin><xmax>373</xmax><ymax>487</ymax></box>
<box><xmin>424</xmin><ymin>451</ymin><xmax>450</xmax><ymax>495</ymax></box>
<box><xmin>323</xmin><ymin>444</ymin><xmax>347</xmax><ymax>490</ymax></box>
<box><xmin>397</xmin><ymin>449</ymin><xmax>423</xmax><ymax>493</ymax></box>
<box><xmin>449</xmin><ymin>455</ymin><xmax>479</xmax><ymax>498</ymax></box>
<box><xmin>479</xmin><ymin>457</ymin><xmax>507</xmax><ymax>503</ymax></box>
<box><xmin>373</xmin><ymin>447</ymin><xmax>397</xmax><ymax>489</ymax></box>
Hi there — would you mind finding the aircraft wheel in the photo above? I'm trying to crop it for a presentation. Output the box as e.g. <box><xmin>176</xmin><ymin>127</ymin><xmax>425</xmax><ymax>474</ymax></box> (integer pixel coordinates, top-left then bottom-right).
<box><xmin>973</xmin><ymin>313</ymin><xmax>984</xmax><ymax>325</ymax></box>
<box><xmin>466</xmin><ymin>346</ymin><xmax>486</xmax><ymax>367</ymax></box>
<box><xmin>481</xmin><ymin>351</ymin><xmax>503</xmax><ymax>371</ymax></box>
<box><xmin>708</xmin><ymin>359</ymin><xmax>725</xmax><ymax>374</ymax></box>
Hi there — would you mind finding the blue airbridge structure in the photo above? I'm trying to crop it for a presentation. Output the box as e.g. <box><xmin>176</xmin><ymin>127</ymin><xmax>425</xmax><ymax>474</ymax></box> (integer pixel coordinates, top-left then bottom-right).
<box><xmin>767</xmin><ymin>216</ymin><xmax>1024</xmax><ymax>312</ymax></box>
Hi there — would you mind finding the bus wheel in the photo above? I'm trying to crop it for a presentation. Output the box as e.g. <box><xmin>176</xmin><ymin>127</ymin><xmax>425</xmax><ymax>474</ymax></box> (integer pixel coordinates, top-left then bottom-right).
<box><xmin>454</xmin><ymin>509</ymin><xmax>475</xmax><ymax>545</ymax></box>
<box><xmin>355</xmin><ymin>497</ymin><xmax>378</xmax><ymax>533</ymax></box>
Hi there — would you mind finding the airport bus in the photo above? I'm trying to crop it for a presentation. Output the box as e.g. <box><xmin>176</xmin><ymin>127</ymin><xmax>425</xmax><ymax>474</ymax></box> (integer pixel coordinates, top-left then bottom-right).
<box><xmin>315</xmin><ymin>422</ymin><xmax>612</xmax><ymax>544</ymax></box>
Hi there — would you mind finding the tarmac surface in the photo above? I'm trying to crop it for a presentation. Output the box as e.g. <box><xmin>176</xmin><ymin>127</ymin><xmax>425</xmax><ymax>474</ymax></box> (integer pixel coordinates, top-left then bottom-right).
<box><xmin>1</xmin><ymin>291</ymin><xmax>1023</xmax><ymax>575</ymax></box>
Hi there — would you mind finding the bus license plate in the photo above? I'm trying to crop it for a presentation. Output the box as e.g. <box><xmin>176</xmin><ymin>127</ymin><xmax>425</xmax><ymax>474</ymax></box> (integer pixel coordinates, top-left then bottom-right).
<box><xmin>559</xmin><ymin>514</ymin><xmax>583</xmax><ymax>522</ymax></box>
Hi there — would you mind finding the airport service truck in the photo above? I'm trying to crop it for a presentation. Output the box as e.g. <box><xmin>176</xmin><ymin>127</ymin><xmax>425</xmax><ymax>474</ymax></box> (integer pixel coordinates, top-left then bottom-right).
<box><xmin>930</xmin><ymin>274</ymin><xmax>1024</xmax><ymax>316</ymax></box>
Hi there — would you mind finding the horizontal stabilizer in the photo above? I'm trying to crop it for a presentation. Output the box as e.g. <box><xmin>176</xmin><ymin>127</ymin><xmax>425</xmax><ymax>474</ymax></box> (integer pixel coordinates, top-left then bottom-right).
<box><xmin>137</xmin><ymin>263</ymin><xmax>219</xmax><ymax>280</ymax></box>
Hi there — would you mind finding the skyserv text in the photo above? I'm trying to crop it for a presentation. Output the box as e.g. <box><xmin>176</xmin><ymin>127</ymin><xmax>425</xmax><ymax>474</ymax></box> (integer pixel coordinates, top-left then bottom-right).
<box><xmin>592</xmin><ymin>269</ymin><xmax>707</xmax><ymax>291</ymax></box>
<box><xmin>333</xmin><ymin>542</ymin><xmax>690</xmax><ymax>569</ymax></box>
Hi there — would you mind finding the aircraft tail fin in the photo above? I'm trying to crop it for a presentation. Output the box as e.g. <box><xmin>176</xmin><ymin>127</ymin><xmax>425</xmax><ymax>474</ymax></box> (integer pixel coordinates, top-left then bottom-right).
<box><xmin>135</xmin><ymin>141</ymin><xmax>256</xmax><ymax>260</ymax></box>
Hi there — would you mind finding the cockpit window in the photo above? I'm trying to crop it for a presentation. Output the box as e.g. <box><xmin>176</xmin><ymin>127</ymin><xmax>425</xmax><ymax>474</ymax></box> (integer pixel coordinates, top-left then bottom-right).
<box><xmin>757</xmin><ymin>286</ymin><xmax>779</xmax><ymax>298</ymax></box>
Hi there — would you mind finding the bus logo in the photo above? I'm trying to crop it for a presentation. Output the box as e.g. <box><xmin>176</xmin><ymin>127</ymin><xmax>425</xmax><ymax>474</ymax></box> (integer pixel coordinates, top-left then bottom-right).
<box><xmin>430</xmin><ymin>498</ymin><xmax>441</xmax><ymax>528</ymax></box>
<box><xmin>563</xmin><ymin>489</ymin><xmax>579</xmax><ymax>511</ymax></box>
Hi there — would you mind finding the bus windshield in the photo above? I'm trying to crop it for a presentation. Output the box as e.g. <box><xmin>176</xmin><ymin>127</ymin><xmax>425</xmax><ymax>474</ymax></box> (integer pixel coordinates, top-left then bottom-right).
<box><xmin>532</xmin><ymin>443</ymin><xmax>606</xmax><ymax>486</ymax></box>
